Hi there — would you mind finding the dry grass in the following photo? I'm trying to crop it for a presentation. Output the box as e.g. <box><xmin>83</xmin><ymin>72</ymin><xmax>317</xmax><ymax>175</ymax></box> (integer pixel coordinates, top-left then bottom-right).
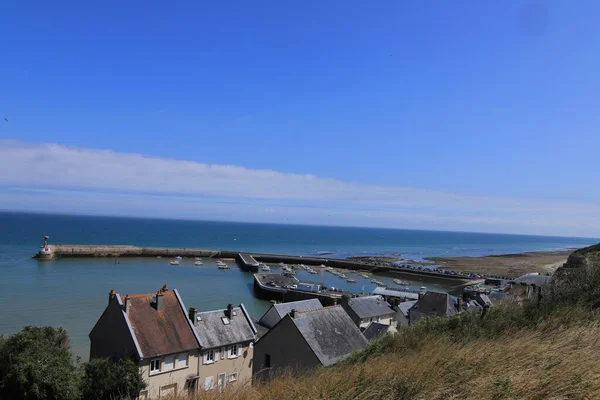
<box><xmin>176</xmin><ymin>310</ymin><xmax>600</xmax><ymax>400</ymax></box>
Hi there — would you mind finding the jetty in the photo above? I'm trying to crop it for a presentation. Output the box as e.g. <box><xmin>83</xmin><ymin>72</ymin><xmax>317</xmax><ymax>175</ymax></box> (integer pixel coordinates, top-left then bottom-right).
<box><xmin>33</xmin><ymin>242</ymin><xmax>484</xmax><ymax>286</ymax></box>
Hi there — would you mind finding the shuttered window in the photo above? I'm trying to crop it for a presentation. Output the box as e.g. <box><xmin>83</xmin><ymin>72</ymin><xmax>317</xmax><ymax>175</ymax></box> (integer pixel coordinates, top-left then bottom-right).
<box><xmin>163</xmin><ymin>355</ymin><xmax>175</xmax><ymax>371</ymax></box>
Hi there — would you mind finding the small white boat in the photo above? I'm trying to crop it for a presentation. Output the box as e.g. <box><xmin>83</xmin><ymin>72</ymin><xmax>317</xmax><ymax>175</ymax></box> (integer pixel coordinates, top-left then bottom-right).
<box><xmin>169</xmin><ymin>260</ymin><xmax>180</xmax><ymax>266</ymax></box>
<box><xmin>260</xmin><ymin>264</ymin><xmax>271</xmax><ymax>271</ymax></box>
<box><xmin>157</xmin><ymin>256</ymin><xmax>162</xmax><ymax>259</ymax></box>
<box><xmin>359</xmin><ymin>273</ymin><xmax>369</xmax><ymax>278</ymax></box>
<box><xmin>375</xmin><ymin>281</ymin><xmax>386</xmax><ymax>286</ymax></box>
<box><xmin>308</xmin><ymin>270</ymin><xmax>318</xmax><ymax>274</ymax></box>
<box><xmin>194</xmin><ymin>260</ymin><xmax>203</xmax><ymax>266</ymax></box>
<box><xmin>420</xmin><ymin>286</ymin><xmax>427</xmax><ymax>290</ymax></box>
<box><xmin>339</xmin><ymin>274</ymin><xmax>347</xmax><ymax>279</ymax></box>
<box><xmin>346</xmin><ymin>279</ymin><xmax>357</xmax><ymax>283</ymax></box>
<box><xmin>218</xmin><ymin>264</ymin><xmax>230</xmax><ymax>270</ymax></box>
<box><xmin>195</xmin><ymin>257</ymin><xmax>201</xmax><ymax>261</ymax></box>
<box><xmin>175</xmin><ymin>256</ymin><xmax>183</xmax><ymax>260</ymax></box>
<box><xmin>394</xmin><ymin>279</ymin><xmax>409</xmax><ymax>286</ymax></box>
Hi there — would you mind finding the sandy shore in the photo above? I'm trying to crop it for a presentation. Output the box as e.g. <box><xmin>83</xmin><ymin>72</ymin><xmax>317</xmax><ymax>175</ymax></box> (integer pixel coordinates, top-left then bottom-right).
<box><xmin>425</xmin><ymin>250</ymin><xmax>572</xmax><ymax>278</ymax></box>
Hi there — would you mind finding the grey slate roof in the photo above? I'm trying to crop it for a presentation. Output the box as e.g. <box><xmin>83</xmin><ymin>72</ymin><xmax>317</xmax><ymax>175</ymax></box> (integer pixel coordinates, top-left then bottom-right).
<box><xmin>362</xmin><ymin>322</ymin><xmax>390</xmax><ymax>341</ymax></box>
<box><xmin>258</xmin><ymin>299</ymin><xmax>323</xmax><ymax>329</ymax></box>
<box><xmin>397</xmin><ymin>300</ymin><xmax>417</xmax><ymax>317</ymax></box>
<box><xmin>513</xmin><ymin>273</ymin><xmax>552</xmax><ymax>287</ymax></box>
<box><xmin>410</xmin><ymin>291</ymin><xmax>457</xmax><ymax>318</ymax></box>
<box><xmin>193</xmin><ymin>305</ymin><xmax>256</xmax><ymax>349</ymax></box>
<box><xmin>373</xmin><ymin>287</ymin><xmax>419</xmax><ymax>300</ymax></box>
<box><xmin>345</xmin><ymin>295</ymin><xmax>395</xmax><ymax>319</ymax></box>
<box><xmin>291</xmin><ymin>306</ymin><xmax>368</xmax><ymax>366</ymax></box>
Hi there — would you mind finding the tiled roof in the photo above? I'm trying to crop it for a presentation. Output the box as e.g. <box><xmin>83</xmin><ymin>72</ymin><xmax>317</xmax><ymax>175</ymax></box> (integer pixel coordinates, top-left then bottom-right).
<box><xmin>291</xmin><ymin>306</ymin><xmax>368</xmax><ymax>367</ymax></box>
<box><xmin>194</xmin><ymin>305</ymin><xmax>256</xmax><ymax>349</ymax></box>
<box><xmin>344</xmin><ymin>295</ymin><xmax>395</xmax><ymax>319</ymax></box>
<box><xmin>362</xmin><ymin>322</ymin><xmax>390</xmax><ymax>341</ymax></box>
<box><xmin>258</xmin><ymin>299</ymin><xmax>323</xmax><ymax>329</ymax></box>
<box><xmin>410</xmin><ymin>291</ymin><xmax>457</xmax><ymax>318</ymax></box>
<box><xmin>123</xmin><ymin>290</ymin><xmax>199</xmax><ymax>358</ymax></box>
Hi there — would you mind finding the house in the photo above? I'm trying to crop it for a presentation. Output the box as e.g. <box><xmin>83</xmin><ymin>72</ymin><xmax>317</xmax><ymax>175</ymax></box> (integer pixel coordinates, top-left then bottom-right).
<box><xmin>253</xmin><ymin>306</ymin><xmax>368</xmax><ymax>381</ymax></box>
<box><xmin>90</xmin><ymin>286</ymin><xmax>201</xmax><ymax>399</ymax></box>
<box><xmin>408</xmin><ymin>291</ymin><xmax>458</xmax><ymax>324</ymax></box>
<box><xmin>191</xmin><ymin>303</ymin><xmax>257</xmax><ymax>392</ymax></box>
<box><xmin>340</xmin><ymin>295</ymin><xmax>396</xmax><ymax>328</ymax></box>
<box><xmin>257</xmin><ymin>299</ymin><xmax>323</xmax><ymax>329</ymax></box>
<box><xmin>395</xmin><ymin>300</ymin><xmax>417</xmax><ymax>327</ymax></box>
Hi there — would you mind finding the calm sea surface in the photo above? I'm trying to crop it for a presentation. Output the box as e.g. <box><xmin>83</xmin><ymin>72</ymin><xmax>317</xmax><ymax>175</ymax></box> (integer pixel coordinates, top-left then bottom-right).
<box><xmin>0</xmin><ymin>211</ymin><xmax>596</xmax><ymax>359</ymax></box>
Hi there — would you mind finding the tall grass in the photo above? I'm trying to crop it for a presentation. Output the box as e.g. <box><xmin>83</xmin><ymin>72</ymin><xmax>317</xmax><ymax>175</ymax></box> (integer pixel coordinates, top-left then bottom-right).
<box><xmin>174</xmin><ymin>253</ymin><xmax>600</xmax><ymax>400</ymax></box>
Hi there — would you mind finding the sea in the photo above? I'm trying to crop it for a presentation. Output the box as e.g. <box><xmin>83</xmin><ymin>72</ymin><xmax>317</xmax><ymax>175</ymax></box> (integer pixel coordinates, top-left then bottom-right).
<box><xmin>0</xmin><ymin>211</ymin><xmax>596</xmax><ymax>360</ymax></box>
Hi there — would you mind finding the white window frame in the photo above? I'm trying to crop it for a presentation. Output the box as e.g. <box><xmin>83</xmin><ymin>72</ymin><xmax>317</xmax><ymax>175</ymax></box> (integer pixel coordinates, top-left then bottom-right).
<box><xmin>228</xmin><ymin>344</ymin><xmax>240</xmax><ymax>359</ymax></box>
<box><xmin>204</xmin><ymin>376</ymin><xmax>215</xmax><ymax>391</ymax></box>
<box><xmin>163</xmin><ymin>355</ymin><xmax>175</xmax><ymax>371</ymax></box>
<box><xmin>150</xmin><ymin>358</ymin><xmax>161</xmax><ymax>374</ymax></box>
<box><xmin>203</xmin><ymin>349</ymin><xmax>215</xmax><ymax>364</ymax></box>
<box><xmin>177</xmin><ymin>352</ymin><xmax>188</xmax><ymax>368</ymax></box>
<box><xmin>229</xmin><ymin>372</ymin><xmax>238</xmax><ymax>382</ymax></box>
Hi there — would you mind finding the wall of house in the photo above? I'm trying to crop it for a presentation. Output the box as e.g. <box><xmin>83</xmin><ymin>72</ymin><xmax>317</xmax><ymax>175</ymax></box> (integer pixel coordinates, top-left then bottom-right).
<box><xmin>139</xmin><ymin>352</ymin><xmax>200</xmax><ymax>399</ymax></box>
<box><xmin>197</xmin><ymin>343</ymin><xmax>253</xmax><ymax>393</ymax></box>
<box><xmin>253</xmin><ymin>316</ymin><xmax>321</xmax><ymax>382</ymax></box>
<box><xmin>89</xmin><ymin>299</ymin><xmax>138</xmax><ymax>360</ymax></box>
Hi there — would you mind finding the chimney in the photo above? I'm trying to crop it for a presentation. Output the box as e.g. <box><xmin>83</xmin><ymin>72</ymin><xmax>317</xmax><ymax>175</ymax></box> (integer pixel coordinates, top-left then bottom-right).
<box><xmin>160</xmin><ymin>284</ymin><xmax>169</xmax><ymax>293</ymax></box>
<box><xmin>189</xmin><ymin>307</ymin><xmax>198</xmax><ymax>325</ymax></box>
<box><xmin>155</xmin><ymin>291</ymin><xmax>164</xmax><ymax>312</ymax></box>
<box><xmin>108</xmin><ymin>289</ymin><xmax>116</xmax><ymax>305</ymax></box>
<box><xmin>225</xmin><ymin>303</ymin><xmax>233</xmax><ymax>319</ymax></box>
<box><xmin>290</xmin><ymin>309</ymin><xmax>296</xmax><ymax>319</ymax></box>
<box><xmin>340</xmin><ymin>294</ymin><xmax>351</xmax><ymax>307</ymax></box>
<box><xmin>418</xmin><ymin>291</ymin><xmax>424</xmax><ymax>300</ymax></box>
<box><xmin>457</xmin><ymin>296</ymin><xmax>463</xmax><ymax>312</ymax></box>
<box><xmin>123</xmin><ymin>294</ymin><xmax>130</xmax><ymax>313</ymax></box>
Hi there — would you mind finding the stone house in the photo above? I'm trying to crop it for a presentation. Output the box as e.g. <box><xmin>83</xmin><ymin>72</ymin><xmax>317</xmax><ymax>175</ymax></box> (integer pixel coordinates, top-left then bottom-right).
<box><xmin>190</xmin><ymin>303</ymin><xmax>257</xmax><ymax>393</ymax></box>
<box><xmin>253</xmin><ymin>305</ymin><xmax>368</xmax><ymax>382</ymax></box>
<box><xmin>89</xmin><ymin>286</ymin><xmax>202</xmax><ymax>399</ymax></box>
<box><xmin>340</xmin><ymin>295</ymin><xmax>396</xmax><ymax>328</ymax></box>
<box><xmin>257</xmin><ymin>299</ymin><xmax>323</xmax><ymax>329</ymax></box>
<box><xmin>408</xmin><ymin>291</ymin><xmax>458</xmax><ymax>324</ymax></box>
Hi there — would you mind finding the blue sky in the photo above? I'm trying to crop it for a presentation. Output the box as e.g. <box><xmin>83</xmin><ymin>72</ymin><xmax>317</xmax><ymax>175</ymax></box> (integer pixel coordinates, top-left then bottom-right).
<box><xmin>1</xmin><ymin>1</ymin><xmax>600</xmax><ymax>237</ymax></box>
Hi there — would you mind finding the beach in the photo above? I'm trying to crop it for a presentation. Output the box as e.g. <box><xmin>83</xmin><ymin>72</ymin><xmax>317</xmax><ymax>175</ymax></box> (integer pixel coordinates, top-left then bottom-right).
<box><xmin>426</xmin><ymin>250</ymin><xmax>572</xmax><ymax>277</ymax></box>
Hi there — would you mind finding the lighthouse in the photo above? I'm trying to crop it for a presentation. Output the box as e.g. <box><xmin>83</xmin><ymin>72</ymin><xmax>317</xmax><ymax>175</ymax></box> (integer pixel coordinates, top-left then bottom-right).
<box><xmin>36</xmin><ymin>235</ymin><xmax>53</xmax><ymax>260</ymax></box>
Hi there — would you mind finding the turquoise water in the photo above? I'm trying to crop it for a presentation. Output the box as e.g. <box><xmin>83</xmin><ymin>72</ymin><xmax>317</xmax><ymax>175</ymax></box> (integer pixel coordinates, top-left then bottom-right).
<box><xmin>0</xmin><ymin>211</ymin><xmax>596</xmax><ymax>359</ymax></box>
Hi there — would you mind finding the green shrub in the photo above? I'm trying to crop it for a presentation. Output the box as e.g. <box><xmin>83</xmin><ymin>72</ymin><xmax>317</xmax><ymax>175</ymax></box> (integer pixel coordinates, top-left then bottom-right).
<box><xmin>0</xmin><ymin>326</ymin><xmax>80</xmax><ymax>400</ymax></box>
<box><xmin>81</xmin><ymin>356</ymin><xmax>146</xmax><ymax>400</ymax></box>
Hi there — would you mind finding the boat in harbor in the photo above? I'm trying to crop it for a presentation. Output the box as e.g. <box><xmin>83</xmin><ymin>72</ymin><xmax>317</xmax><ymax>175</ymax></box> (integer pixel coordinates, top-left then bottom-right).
<box><xmin>169</xmin><ymin>260</ymin><xmax>180</xmax><ymax>266</ymax></box>
<box><xmin>339</xmin><ymin>274</ymin><xmax>347</xmax><ymax>279</ymax></box>
<box><xmin>260</xmin><ymin>264</ymin><xmax>271</xmax><ymax>271</ymax></box>
<box><xmin>253</xmin><ymin>273</ymin><xmax>345</xmax><ymax>306</ymax></box>
<box><xmin>308</xmin><ymin>270</ymin><xmax>318</xmax><ymax>274</ymax></box>
<box><xmin>195</xmin><ymin>257</ymin><xmax>201</xmax><ymax>261</ymax></box>
<box><xmin>394</xmin><ymin>279</ymin><xmax>409</xmax><ymax>286</ymax></box>
<box><xmin>346</xmin><ymin>279</ymin><xmax>357</xmax><ymax>283</ymax></box>
<box><xmin>359</xmin><ymin>273</ymin><xmax>369</xmax><ymax>278</ymax></box>
<box><xmin>218</xmin><ymin>263</ymin><xmax>230</xmax><ymax>269</ymax></box>
<box><xmin>194</xmin><ymin>260</ymin><xmax>203</xmax><ymax>266</ymax></box>
<box><xmin>175</xmin><ymin>256</ymin><xmax>183</xmax><ymax>260</ymax></box>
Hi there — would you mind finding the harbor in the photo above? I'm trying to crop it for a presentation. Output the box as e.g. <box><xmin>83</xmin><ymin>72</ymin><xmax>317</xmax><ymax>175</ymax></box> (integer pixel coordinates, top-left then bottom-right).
<box><xmin>33</xmin><ymin>242</ymin><xmax>486</xmax><ymax>288</ymax></box>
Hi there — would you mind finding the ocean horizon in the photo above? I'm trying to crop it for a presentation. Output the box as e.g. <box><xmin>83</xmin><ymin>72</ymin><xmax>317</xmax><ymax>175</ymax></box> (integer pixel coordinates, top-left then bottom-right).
<box><xmin>0</xmin><ymin>211</ymin><xmax>597</xmax><ymax>360</ymax></box>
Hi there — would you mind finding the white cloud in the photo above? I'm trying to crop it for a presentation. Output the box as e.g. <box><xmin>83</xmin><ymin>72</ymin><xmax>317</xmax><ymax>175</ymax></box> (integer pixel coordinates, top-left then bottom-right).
<box><xmin>0</xmin><ymin>139</ymin><xmax>599</xmax><ymax>237</ymax></box>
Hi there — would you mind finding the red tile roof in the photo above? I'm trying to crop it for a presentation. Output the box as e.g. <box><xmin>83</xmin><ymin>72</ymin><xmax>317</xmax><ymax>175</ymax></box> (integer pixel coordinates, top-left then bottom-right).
<box><xmin>123</xmin><ymin>290</ymin><xmax>198</xmax><ymax>358</ymax></box>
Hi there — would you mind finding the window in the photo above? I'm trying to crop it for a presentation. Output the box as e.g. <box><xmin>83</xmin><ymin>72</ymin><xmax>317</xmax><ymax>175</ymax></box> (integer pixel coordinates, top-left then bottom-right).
<box><xmin>204</xmin><ymin>376</ymin><xmax>215</xmax><ymax>391</ymax></box>
<box><xmin>229</xmin><ymin>373</ymin><xmax>238</xmax><ymax>382</ymax></box>
<box><xmin>203</xmin><ymin>349</ymin><xmax>215</xmax><ymax>364</ymax></box>
<box><xmin>150</xmin><ymin>358</ymin><xmax>161</xmax><ymax>374</ymax></box>
<box><xmin>186</xmin><ymin>378</ymin><xmax>197</xmax><ymax>394</ymax></box>
<box><xmin>163</xmin><ymin>355</ymin><xmax>175</xmax><ymax>371</ymax></box>
<box><xmin>265</xmin><ymin>354</ymin><xmax>271</xmax><ymax>368</ymax></box>
<box><xmin>177</xmin><ymin>353</ymin><xmax>188</xmax><ymax>368</ymax></box>
<box><xmin>228</xmin><ymin>344</ymin><xmax>239</xmax><ymax>358</ymax></box>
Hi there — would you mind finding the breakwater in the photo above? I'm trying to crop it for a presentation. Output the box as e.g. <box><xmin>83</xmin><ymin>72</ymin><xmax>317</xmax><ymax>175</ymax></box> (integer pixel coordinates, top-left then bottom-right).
<box><xmin>34</xmin><ymin>244</ymin><xmax>482</xmax><ymax>285</ymax></box>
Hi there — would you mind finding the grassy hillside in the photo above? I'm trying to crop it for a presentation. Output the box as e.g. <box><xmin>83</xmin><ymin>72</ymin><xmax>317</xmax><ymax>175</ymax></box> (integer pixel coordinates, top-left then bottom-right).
<box><xmin>185</xmin><ymin>244</ymin><xmax>600</xmax><ymax>400</ymax></box>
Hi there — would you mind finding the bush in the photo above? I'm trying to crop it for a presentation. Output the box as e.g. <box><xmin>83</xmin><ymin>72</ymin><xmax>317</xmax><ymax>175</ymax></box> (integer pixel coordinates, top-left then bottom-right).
<box><xmin>0</xmin><ymin>326</ymin><xmax>80</xmax><ymax>400</ymax></box>
<box><xmin>81</xmin><ymin>356</ymin><xmax>146</xmax><ymax>400</ymax></box>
